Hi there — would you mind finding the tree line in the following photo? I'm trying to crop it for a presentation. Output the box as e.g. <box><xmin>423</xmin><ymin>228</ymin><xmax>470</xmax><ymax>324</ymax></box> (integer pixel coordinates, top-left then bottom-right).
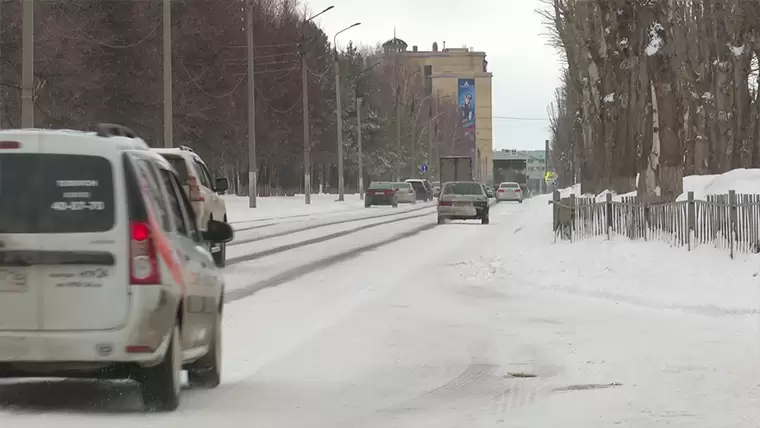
<box><xmin>544</xmin><ymin>0</ymin><xmax>760</xmax><ymax>201</ymax></box>
<box><xmin>0</xmin><ymin>0</ymin><xmax>460</xmax><ymax>196</ymax></box>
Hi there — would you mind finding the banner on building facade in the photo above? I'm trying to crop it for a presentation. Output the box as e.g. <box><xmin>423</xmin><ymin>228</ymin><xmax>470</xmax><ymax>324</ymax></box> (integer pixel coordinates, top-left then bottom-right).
<box><xmin>457</xmin><ymin>78</ymin><xmax>476</xmax><ymax>161</ymax></box>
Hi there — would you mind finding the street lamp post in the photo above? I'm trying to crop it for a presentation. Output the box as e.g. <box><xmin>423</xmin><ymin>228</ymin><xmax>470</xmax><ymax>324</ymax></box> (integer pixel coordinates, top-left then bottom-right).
<box><xmin>300</xmin><ymin>5</ymin><xmax>334</xmax><ymax>205</ymax></box>
<box><xmin>355</xmin><ymin>60</ymin><xmax>380</xmax><ymax>200</ymax></box>
<box><xmin>333</xmin><ymin>22</ymin><xmax>361</xmax><ymax>202</ymax></box>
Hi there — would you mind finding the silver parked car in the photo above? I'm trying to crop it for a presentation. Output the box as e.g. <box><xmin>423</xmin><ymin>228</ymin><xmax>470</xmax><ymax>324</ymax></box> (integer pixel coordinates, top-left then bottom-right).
<box><xmin>496</xmin><ymin>181</ymin><xmax>523</xmax><ymax>203</ymax></box>
<box><xmin>393</xmin><ymin>182</ymin><xmax>417</xmax><ymax>204</ymax></box>
<box><xmin>437</xmin><ymin>181</ymin><xmax>490</xmax><ymax>224</ymax></box>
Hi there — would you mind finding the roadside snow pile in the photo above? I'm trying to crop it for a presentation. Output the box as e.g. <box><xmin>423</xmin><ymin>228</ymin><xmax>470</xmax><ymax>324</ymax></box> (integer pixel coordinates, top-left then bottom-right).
<box><xmin>557</xmin><ymin>168</ymin><xmax>760</xmax><ymax>202</ymax></box>
<box><xmin>223</xmin><ymin>193</ymin><xmax>364</xmax><ymax>223</ymax></box>
<box><xmin>490</xmin><ymin>194</ymin><xmax>760</xmax><ymax>315</ymax></box>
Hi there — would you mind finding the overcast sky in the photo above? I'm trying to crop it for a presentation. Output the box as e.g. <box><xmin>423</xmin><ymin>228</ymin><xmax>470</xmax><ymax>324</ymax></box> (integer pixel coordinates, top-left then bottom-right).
<box><xmin>305</xmin><ymin>0</ymin><xmax>562</xmax><ymax>151</ymax></box>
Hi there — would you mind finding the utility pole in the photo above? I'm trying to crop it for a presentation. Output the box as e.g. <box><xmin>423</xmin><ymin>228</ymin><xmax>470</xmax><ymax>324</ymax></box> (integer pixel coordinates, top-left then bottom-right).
<box><xmin>410</xmin><ymin>111</ymin><xmax>416</xmax><ymax>177</ymax></box>
<box><xmin>394</xmin><ymin>54</ymin><xmax>401</xmax><ymax>181</ymax></box>
<box><xmin>246</xmin><ymin>0</ymin><xmax>257</xmax><ymax>208</ymax></box>
<box><xmin>333</xmin><ymin>22</ymin><xmax>360</xmax><ymax>202</ymax></box>
<box><xmin>334</xmin><ymin>49</ymin><xmax>345</xmax><ymax>201</ymax></box>
<box><xmin>162</xmin><ymin>0</ymin><xmax>173</xmax><ymax>147</ymax></box>
<box><xmin>299</xmin><ymin>6</ymin><xmax>333</xmax><ymax>205</ymax></box>
<box><xmin>357</xmin><ymin>94</ymin><xmax>363</xmax><ymax>199</ymax></box>
<box><xmin>428</xmin><ymin>102</ymin><xmax>435</xmax><ymax>180</ymax></box>
<box><xmin>21</xmin><ymin>0</ymin><xmax>33</xmax><ymax>128</ymax></box>
<box><xmin>300</xmin><ymin>29</ymin><xmax>311</xmax><ymax>204</ymax></box>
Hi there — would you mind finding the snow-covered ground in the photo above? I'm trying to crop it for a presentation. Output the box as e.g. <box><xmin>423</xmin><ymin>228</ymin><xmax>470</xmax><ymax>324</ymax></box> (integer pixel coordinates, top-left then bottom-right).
<box><xmin>225</xmin><ymin>193</ymin><xmax>366</xmax><ymax>225</ymax></box>
<box><xmin>1</xmin><ymin>194</ymin><xmax>758</xmax><ymax>426</ymax></box>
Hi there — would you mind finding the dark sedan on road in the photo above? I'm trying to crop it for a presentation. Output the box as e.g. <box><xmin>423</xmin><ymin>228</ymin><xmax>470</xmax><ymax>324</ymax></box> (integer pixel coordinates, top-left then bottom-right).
<box><xmin>365</xmin><ymin>181</ymin><xmax>398</xmax><ymax>208</ymax></box>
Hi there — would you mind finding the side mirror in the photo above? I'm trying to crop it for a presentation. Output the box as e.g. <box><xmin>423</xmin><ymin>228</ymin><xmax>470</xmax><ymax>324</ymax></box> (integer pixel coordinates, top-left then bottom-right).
<box><xmin>215</xmin><ymin>177</ymin><xmax>229</xmax><ymax>193</ymax></box>
<box><xmin>203</xmin><ymin>219</ymin><xmax>234</xmax><ymax>244</ymax></box>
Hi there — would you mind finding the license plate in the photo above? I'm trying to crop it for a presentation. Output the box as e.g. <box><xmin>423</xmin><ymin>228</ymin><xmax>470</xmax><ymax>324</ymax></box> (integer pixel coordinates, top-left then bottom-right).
<box><xmin>0</xmin><ymin>268</ymin><xmax>28</xmax><ymax>292</ymax></box>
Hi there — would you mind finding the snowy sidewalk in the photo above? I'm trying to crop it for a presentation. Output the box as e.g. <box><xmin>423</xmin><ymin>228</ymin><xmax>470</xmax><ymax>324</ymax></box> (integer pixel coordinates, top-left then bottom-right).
<box><xmin>473</xmin><ymin>195</ymin><xmax>760</xmax><ymax>316</ymax></box>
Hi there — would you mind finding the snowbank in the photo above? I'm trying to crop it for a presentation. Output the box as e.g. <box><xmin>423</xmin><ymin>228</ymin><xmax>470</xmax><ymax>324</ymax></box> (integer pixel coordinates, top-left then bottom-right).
<box><xmin>224</xmin><ymin>193</ymin><xmax>365</xmax><ymax>223</ymax></box>
<box><xmin>557</xmin><ymin>168</ymin><xmax>760</xmax><ymax>202</ymax></box>
<box><xmin>488</xmin><ymin>193</ymin><xmax>760</xmax><ymax>314</ymax></box>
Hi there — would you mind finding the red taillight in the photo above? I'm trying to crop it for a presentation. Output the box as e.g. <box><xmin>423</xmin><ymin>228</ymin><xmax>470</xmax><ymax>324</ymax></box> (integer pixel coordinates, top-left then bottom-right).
<box><xmin>130</xmin><ymin>221</ymin><xmax>160</xmax><ymax>285</ymax></box>
<box><xmin>498</xmin><ymin>189</ymin><xmax>505</xmax><ymax>192</ymax></box>
<box><xmin>438</xmin><ymin>200</ymin><xmax>452</xmax><ymax>206</ymax></box>
<box><xmin>384</xmin><ymin>190</ymin><xmax>394</xmax><ymax>195</ymax></box>
<box><xmin>515</xmin><ymin>189</ymin><xmax>521</xmax><ymax>192</ymax></box>
<box><xmin>0</xmin><ymin>141</ymin><xmax>20</xmax><ymax>149</ymax></box>
<box><xmin>188</xmin><ymin>176</ymin><xmax>204</xmax><ymax>202</ymax></box>
<box><xmin>126</xmin><ymin>345</ymin><xmax>153</xmax><ymax>354</ymax></box>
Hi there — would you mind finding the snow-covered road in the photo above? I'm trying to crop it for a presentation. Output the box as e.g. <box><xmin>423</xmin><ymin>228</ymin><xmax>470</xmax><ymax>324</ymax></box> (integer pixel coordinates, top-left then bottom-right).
<box><xmin>1</xmin><ymin>196</ymin><xmax>758</xmax><ymax>427</ymax></box>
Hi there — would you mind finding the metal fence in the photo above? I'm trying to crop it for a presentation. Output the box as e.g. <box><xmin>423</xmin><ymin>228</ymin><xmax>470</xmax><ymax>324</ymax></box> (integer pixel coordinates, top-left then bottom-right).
<box><xmin>550</xmin><ymin>189</ymin><xmax>760</xmax><ymax>258</ymax></box>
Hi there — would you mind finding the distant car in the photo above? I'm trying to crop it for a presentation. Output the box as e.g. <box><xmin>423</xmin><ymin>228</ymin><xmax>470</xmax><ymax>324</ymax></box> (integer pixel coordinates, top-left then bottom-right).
<box><xmin>437</xmin><ymin>181</ymin><xmax>490</xmax><ymax>224</ymax></box>
<box><xmin>392</xmin><ymin>182</ymin><xmax>417</xmax><ymax>204</ymax></box>
<box><xmin>405</xmin><ymin>178</ymin><xmax>432</xmax><ymax>201</ymax></box>
<box><xmin>431</xmin><ymin>181</ymin><xmax>441</xmax><ymax>197</ymax></box>
<box><xmin>365</xmin><ymin>181</ymin><xmax>398</xmax><ymax>208</ymax></box>
<box><xmin>496</xmin><ymin>181</ymin><xmax>523</xmax><ymax>203</ymax></box>
<box><xmin>485</xmin><ymin>185</ymin><xmax>495</xmax><ymax>198</ymax></box>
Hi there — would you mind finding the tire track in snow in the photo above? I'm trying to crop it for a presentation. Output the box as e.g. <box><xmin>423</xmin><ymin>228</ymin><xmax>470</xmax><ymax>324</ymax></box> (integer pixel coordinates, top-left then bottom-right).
<box><xmin>230</xmin><ymin>203</ymin><xmax>434</xmax><ymax>243</ymax></box>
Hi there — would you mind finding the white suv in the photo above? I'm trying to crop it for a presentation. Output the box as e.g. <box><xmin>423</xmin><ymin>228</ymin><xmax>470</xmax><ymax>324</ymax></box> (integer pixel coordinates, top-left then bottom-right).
<box><xmin>0</xmin><ymin>124</ymin><xmax>233</xmax><ymax>412</ymax></box>
<box><xmin>152</xmin><ymin>147</ymin><xmax>229</xmax><ymax>267</ymax></box>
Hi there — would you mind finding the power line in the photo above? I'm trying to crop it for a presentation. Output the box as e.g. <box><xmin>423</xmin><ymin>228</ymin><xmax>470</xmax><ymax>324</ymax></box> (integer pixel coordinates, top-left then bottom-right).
<box><xmin>177</xmin><ymin>54</ymin><xmax>245</xmax><ymax>99</ymax></box>
<box><xmin>55</xmin><ymin>4</ymin><xmax>161</xmax><ymax>49</ymax></box>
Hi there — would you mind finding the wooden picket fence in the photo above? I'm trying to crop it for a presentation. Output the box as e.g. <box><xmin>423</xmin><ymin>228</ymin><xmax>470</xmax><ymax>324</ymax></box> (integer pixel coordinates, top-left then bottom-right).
<box><xmin>550</xmin><ymin>189</ymin><xmax>760</xmax><ymax>258</ymax></box>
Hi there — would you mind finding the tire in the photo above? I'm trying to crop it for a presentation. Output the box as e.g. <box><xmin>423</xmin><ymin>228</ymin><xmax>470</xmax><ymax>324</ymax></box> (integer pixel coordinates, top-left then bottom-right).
<box><xmin>518</xmin><ymin>200</ymin><xmax>523</xmax><ymax>204</ymax></box>
<box><xmin>187</xmin><ymin>313</ymin><xmax>222</xmax><ymax>388</ymax></box>
<box><xmin>365</xmin><ymin>202</ymin><xmax>371</xmax><ymax>208</ymax></box>
<box><xmin>139</xmin><ymin>324</ymin><xmax>182</xmax><ymax>412</ymax></box>
<box><xmin>437</xmin><ymin>216</ymin><xmax>445</xmax><ymax>225</ymax></box>
<box><xmin>210</xmin><ymin>215</ymin><xmax>226</xmax><ymax>268</ymax></box>
<box><xmin>482</xmin><ymin>215</ymin><xmax>490</xmax><ymax>224</ymax></box>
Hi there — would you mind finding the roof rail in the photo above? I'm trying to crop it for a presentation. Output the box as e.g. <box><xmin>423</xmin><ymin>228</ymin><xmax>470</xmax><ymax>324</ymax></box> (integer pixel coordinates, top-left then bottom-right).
<box><xmin>95</xmin><ymin>123</ymin><xmax>137</xmax><ymax>139</ymax></box>
<box><xmin>178</xmin><ymin>145</ymin><xmax>195</xmax><ymax>152</ymax></box>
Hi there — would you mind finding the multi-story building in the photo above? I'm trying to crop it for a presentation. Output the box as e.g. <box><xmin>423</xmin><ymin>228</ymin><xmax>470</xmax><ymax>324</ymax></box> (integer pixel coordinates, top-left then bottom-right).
<box><xmin>383</xmin><ymin>37</ymin><xmax>493</xmax><ymax>183</ymax></box>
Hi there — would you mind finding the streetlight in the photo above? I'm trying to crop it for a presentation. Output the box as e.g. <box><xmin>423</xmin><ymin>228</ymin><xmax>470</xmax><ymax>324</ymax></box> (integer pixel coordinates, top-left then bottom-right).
<box><xmin>300</xmin><ymin>5</ymin><xmax>334</xmax><ymax>205</ymax></box>
<box><xmin>333</xmin><ymin>22</ymin><xmax>361</xmax><ymax>202</ymax></box>
<box><xmin>245</xmin><ymin>0</ymin><xmax>257</xmax><ymax>208</ymax></box>
<box><xmin>355</xmin><ymin>60</ymin><xmax>381</xmax><ymax>200</ymax></box>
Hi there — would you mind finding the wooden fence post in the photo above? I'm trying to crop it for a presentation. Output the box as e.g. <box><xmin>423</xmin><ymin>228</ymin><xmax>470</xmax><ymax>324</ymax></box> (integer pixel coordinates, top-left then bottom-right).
<box><xmin>687</xmin><ymin>191</ymin><xmax>695</xmax><ymax>251</ymax></box>
<box><xmin>729</xmin><ymin>189</ymin><xmax>737</xmax><ymax>259</ymax></box>
<box><xmin>606</xmin><ymin>193</ymin><xmax>612</xmax><ymax>240</ymax></box>
<box><xmin>569</xmin><ymin>194</ymin><xmax>576</xmax><ymax>242</ymax></box>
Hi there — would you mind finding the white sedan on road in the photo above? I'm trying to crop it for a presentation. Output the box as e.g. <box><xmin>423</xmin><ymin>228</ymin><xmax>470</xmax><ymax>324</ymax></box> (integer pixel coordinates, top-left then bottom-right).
<box><xmin>496</xmin><ymin>181</ymin><xmax>523</xmax><ymax>203</ymax></box>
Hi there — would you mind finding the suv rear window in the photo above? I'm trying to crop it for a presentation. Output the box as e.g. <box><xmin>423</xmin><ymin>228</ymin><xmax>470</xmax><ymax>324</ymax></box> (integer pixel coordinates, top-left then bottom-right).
<box><xmin>0</xmin><ymin>154</ymin><xmax>115</xmax><ymax>233</ymax></box>
<box><xmin>442</xmin><ymin>182</ymin><xmax>484</xmax><ymax>195</ymax></box>
<box><xmin>368</xmin><ymin>182</ymin><xmax>392</xmax><ymax>189</ymax></box>
<box><xmin>159</xmin><ymin>154</ymin><xmax>189</xmax><ymax>181</ymax></box>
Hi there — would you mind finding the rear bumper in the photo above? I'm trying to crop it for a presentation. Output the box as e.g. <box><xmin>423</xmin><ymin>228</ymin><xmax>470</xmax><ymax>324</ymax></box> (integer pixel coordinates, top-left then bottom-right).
<box><xmin>0</xmin><ymin>287</ymin><xmax>179</xmax><ymax>374</ymax></box>
<box><xmin>366</xmin><ymin>195</ymin><xmax>395</xmax><ymax>205</ymax></box>
<box><xmin>438</xmin><ymin>203</ymin><xmax>488</xmax><ymax>218</ymax></box>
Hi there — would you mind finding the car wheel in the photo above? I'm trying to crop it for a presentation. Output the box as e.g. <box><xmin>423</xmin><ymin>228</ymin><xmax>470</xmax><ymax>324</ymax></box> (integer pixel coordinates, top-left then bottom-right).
<box><xmin>139</xmin><ymin>324</ymin><xmax>182</xmax><ymax>412</ymax></box>
<box><xmin>518</xmin><ymin>199</ymin><xmax>523</xmax><ymax>204</ymax></box>
<box><xmin>212</xmin><ymin>216</ymin><xmax>227</xmax><ymax>268</ymax></box>
<box><xmin>482</xmin><ymin>214</ymin><xmax>490</xmax><ymax>224</ymax></box>
<box><xmin>187</xmin><ymin>312</ymin><xmax>221</xmax><ymax>389</ymax></box>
